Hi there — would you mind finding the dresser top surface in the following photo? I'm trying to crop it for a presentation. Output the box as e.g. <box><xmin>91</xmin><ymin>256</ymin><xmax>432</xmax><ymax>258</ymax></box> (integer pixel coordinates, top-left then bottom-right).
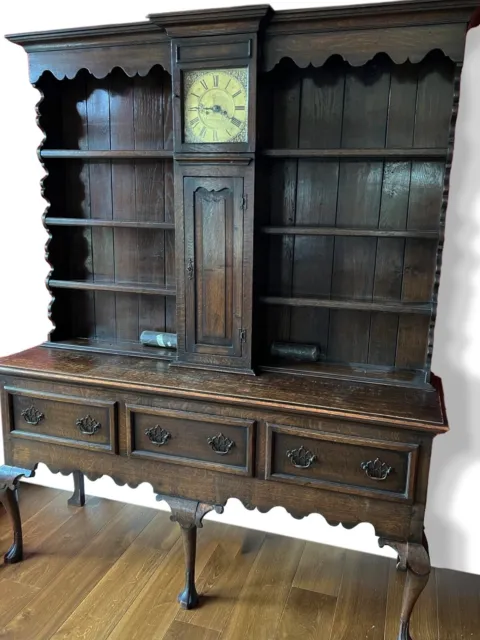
<box><xmin>0</xmin><ymin>347</ymin><xmax>446</xmax><ymax>432</ymax></box>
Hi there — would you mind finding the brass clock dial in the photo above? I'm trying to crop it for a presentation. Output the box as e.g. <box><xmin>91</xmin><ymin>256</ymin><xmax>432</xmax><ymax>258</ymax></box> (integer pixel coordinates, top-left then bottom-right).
<box><xmin>183</xmin><ymin>68</ymin><xmax>248</xmax><ymax>144</ymax></box>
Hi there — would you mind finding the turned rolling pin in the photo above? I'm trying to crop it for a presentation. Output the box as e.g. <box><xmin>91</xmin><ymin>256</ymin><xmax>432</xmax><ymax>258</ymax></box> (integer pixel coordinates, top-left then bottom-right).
<box><xmin>140</xmin><ymin>331</ymin><xmax>177</xmax><ymax>349</ymax></box>
<box><xmin>270</xmin><ymin>342</ymin><xmax>321</xmax><ymax>362</ymax></box>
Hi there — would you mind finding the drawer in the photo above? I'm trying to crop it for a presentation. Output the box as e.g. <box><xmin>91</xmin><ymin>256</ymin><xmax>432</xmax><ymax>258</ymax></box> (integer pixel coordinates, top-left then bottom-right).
<box><xmin>126</xmin><ymin>405</ymin><xmax>255</xmax><ymax>476</ymax></box>
<box><xmin>265</xmin><ymin>423</ymin><xmax>418</xmax><ymax>502</ymax></box>
<box><xmin>5</xmin><ymin>386</ymin><xmax>117</xmax><ymax>454</ymax></box>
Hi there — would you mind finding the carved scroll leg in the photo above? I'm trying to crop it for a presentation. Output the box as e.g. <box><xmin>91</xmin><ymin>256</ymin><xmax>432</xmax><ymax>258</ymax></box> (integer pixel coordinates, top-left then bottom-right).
<box><xmin>68</xmin><ymin>471</ymin><xmax>85</xmax><ymax>507</ymax></box>
<box><xmin>157</xmin><ymin>495</ymin><xmax>224</xmax><ymax>610</ymax></box>
<box><xmin>0</xmin><ymin>465</ymin><xmax>35</xmax><ymax>564</ymax></box>
<box><xmin>380</xmin><ymin>537</ymin><xmax>431</xmax><ymax>640</ymax></box>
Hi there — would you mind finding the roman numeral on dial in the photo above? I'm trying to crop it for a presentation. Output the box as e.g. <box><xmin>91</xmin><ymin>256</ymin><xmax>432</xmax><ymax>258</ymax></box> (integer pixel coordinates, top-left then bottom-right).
<box><xmin>231</xmin><ymin>117</ymin><xmax>242</xmax><ymax>128</ymax></box>
<box><xmin>200</xmin><ymin>79</ymin><xmax>208</xmax><ymax>90</ymax></box>
<box><xmin>232</xmin><ymin>90</ymin><xmax>242</xmax><ymax>98</ymax></box>
<box><xmin>235</xmin><ymin>106</ymin><xmax>245</xmax><ymax>111</ymax></box>
<box><xmin>213</xmin><ymin>75</ymin><xmax>219</xmax><ymax>87</ymax></box>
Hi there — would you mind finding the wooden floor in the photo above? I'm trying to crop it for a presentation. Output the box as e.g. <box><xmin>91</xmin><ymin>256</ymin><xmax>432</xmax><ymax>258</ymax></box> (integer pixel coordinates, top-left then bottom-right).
<box><xmin>0</xmin><ymin>485</ymin><xmax>479</xmax><ymax>640</ymax></box>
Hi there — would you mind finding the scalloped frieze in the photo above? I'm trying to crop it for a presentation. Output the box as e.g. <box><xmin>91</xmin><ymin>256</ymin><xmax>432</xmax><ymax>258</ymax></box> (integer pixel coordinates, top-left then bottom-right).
<box><xmin>239</xmin><ymin>498</ymin><xmax>380</xmax><ymax>533</ymax></box>
<box><xmin>263</xmin><ymin>23</ymin><xmax>467</xmax><ymax>72</ymax></box>
<box><xmin>28</xmin><ymin>43</ymin><xmax>171</xmax><ymax>84</ymax></box>
<box><xmin>44</xmin><ymin>463</ymin><xmax>145</xmax><ymax>488</ymax></box>
<box><xmin>25</xmin><ymin>462</ymin><xmax>383</xmax><ymax>534</ymax></box>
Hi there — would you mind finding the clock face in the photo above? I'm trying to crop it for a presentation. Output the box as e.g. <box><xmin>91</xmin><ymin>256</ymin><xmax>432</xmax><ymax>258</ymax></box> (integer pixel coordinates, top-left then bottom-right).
<box><xmin>183</xmin><ymin>68</ymin><xmax>248</xmax><ymax>144</ymax></box>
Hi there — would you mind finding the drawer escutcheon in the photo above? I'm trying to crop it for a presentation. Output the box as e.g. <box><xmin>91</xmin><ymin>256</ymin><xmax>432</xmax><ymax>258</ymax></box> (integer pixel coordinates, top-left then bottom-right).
<box><xmin>287</xmin><ymin>446</ymin><xmax>317</xmax><ymax>469</ymax></box>
<box><xmin>76</xmin><ymin>415</ymin><xmax>101</xmax><ymax>436</ymax></box>
<box><xmin>207</xmin><ymin>433</ymin><xmax>235</xmax><ymax>455</ymax></box>
<box><xmin>21</xmin><ymin>405</ymin><xmax>45</xmax><ymax>426</ymax></box>
<box><xmin>361</xmin><ymin>458</ymin><xmax>393</xmax><ymax>481</ymax></box>
<box><xmin>145</xmin><ymin>425</ymin><xmax>172</xmax><ymax>446</ymax></box>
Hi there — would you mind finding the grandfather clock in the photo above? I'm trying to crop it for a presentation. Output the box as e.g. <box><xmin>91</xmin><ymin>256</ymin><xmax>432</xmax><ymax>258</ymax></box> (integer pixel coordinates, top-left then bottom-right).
<box><xmin>153</xmin><ymin>8</ymin><xmax>269</xmax><ymax>375</ymax></box>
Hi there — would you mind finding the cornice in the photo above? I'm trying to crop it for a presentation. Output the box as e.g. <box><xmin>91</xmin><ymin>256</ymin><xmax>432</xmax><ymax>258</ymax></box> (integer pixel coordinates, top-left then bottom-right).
<box><xmin>148</xmin><ymin>5</ymin><xmax>272</xmax><ymax>38</ymax></box>
<box><xmin>267</xmin><ymin>0</ymin><xmax>479</xmax><ymax>36</ymax></box>
<box><xmin>5</xmin><ymin>21</ymin><xmax>166</xmax><ymax>50</ymax></box>
<box><xmin>6</xmin><ymin>2</ymin><xmax>479</xmax><ymax>49</ymax></box>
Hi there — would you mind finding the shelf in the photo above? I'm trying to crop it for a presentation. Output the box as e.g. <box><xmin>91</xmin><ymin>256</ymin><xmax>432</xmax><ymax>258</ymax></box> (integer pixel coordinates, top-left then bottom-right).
<box><xmin>45</xmin><ymin>218</ymin><xmax>175</xmax><ymax>230</ymax></box>
<box><xmin>44</xmin><ymin>339</ymin><xmax>176</xmax><ymax>361</ymax></box>
<box><xmin>40</xmin><ymin>150</ymin><xmax>174</xmax><ymax>159</ymax></box>
<box><xmin>261</xmin><ymin>226</ymin><xmax>439</xmax><ymax>239</ymax></box>
<box><xmin>261</xmin><ymin>148</ymin><xmax>448</xmax><ymax>159</ymax></box>
<box><xmin>259</xmin><ymin>296</ymin><xmax>433</xmax><ymax>315</ymax></box>
<box><xmin>48</xmin><ymin>280</ymin><xmax>176</xmax><ymax>296</ymax></box>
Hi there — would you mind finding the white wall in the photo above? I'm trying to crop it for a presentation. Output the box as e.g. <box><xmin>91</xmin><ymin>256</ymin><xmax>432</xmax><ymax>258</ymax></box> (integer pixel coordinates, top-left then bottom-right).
<box><xmin>1</xmin><ymin>0</ymin><xmax>480</xmax><ymax>575</ymax></box>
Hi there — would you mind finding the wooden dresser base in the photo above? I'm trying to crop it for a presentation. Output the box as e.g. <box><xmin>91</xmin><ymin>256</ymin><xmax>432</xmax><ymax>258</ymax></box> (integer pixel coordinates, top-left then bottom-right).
<box><xmin>0</xmin><ymin>347</ymin><xmax>446</xmax><ymax>640</ymax></box>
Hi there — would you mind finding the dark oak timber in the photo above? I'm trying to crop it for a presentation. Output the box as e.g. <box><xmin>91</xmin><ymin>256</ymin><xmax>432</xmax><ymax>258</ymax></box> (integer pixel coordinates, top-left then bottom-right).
<box><xmin>261</xmin><ymin>148</ymin><xmax>448</xmax><ymax>158</ymax></box>
<box><xmin>261</xmin><ymin>226</ymin><xmax>440</xmax><ymax>238</ymax></box>
<box><xmin>45</xmin><ymin>218</ymin><xmax>175</xmax><ymax>230</ymax></box>
<box><xmin>48</xmin><ymin>280</ymin><xmax>177</xmax><ymax>296</ymax></box>
<box><xmin>40</xmin><ymin>149</ymin><xmax>174</xmax><ymax>159</ymax></box>
<box><xmin>2</xmin><ymin>1</ymin><xmax>476</xmax><ymax>637</ymax></box>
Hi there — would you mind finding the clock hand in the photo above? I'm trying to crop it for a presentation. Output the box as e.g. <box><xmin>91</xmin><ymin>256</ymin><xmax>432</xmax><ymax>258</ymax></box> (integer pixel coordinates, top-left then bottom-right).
<box><xmin>197</xmin><ymin>104</ymin><xmax>230</xmax><ymax>117</ymax></box>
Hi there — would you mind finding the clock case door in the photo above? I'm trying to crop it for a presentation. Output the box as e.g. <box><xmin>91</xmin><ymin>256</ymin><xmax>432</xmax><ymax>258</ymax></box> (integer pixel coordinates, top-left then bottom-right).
<box><xmin>171</xmin><ymin>33</ymin><xmax>257</xmax><ymax>154</ymax></box>
<box><xmin>174</xmin><ymin>162</ymin><xmax>254</xmax><ymax>375</ymax></box>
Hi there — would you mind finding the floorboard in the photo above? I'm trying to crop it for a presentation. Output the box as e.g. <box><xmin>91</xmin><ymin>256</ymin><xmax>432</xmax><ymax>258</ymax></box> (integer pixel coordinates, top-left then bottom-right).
<box><xmin>0</xmin><ymin>484</ymin><xmax>478</xmax><ymax>640</ymax></box>
<box><xmin>329</xmin><ymin>550</ymin><xmax>390</xmax><ymax>640</ymax></box>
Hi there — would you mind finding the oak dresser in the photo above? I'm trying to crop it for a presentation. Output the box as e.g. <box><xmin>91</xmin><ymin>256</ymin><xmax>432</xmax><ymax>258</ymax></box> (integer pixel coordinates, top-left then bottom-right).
<box><xmin>2</xmin><ymin>2</ymin><xmax>479</xmax><ymax>638</ymax></box>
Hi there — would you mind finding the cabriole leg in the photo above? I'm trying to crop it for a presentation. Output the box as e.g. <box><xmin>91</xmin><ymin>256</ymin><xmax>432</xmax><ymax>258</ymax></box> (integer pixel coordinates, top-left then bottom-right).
<box><xmin>380</xmin><ymin>536</ymin><xmax>431</xmax><ymax>640</ymax></box>
<box><xmin>179</xmin><ymin>525</ymin><xmax>199</xmax><ymax>609</ymax></box>
<box><xmin>0</xmin><ymin>465</ymin><xmax>34</xmax><ymax>564</ymax></box>
<box><xmin>68</xmin><ymin>470</ymin><xmax>85</xmax><ymax>507</ymax></box>
<box><xmin>157</xmin><ymin>494</ymin><xmax>224</xmax><ymax>610</ymax></box>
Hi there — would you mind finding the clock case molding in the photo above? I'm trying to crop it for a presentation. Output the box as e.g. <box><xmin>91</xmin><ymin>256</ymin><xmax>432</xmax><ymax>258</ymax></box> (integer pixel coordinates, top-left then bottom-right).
<box><xmin>1</xmin><ymin>2</ymin><xmax>479</xmax><ymax>638</ymax></box>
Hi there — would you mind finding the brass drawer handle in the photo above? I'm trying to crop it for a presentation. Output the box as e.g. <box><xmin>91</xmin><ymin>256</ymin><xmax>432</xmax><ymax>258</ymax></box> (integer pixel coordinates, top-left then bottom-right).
<box><xmin>21</xmin><ymin>406</ymin><xmax>45</xmax><ymax>426</ymax></box>
<box><xmin>76</xmin><ymin>415</ymin><xmax>101</xmax><ymax>436</ymax></box>
<box><xmin>207</xmin><ymin>433</ymin><xmax>235</xmax><ymax>455</ymax></box>
<box><xmin>145</xmin><ymin>426</ymin><xmax>171</xmax><ymax>446</ymax></box>
<box><xmin>361</xmin><ymin>458</ymin><xmax>393</xmax><ymax>481</ymax></box>
<box><xmin>287</xmin><ymin>446</ymin><xmax>316</xmax><ymax>469</ymax></box>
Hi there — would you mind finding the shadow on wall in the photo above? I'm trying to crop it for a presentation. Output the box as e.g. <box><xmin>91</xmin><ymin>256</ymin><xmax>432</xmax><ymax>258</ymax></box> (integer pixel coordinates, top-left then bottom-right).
<box><xmin>427</xmin><ymin>28</ymin><xmax>480</xmax><ymax>575</ymax></box>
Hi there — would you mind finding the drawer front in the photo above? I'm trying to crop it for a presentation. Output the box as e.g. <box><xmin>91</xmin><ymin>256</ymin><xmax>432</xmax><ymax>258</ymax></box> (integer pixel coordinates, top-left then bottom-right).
<box><xmin>265</xmin><ymin>424</ymin><xmax>418</xmax><ymax>501</ymax></box>
<box><xmin>6</xmin><ymin>387</ymin><xmax>117</xmax><ymax>454</ymax></box>
<box><xmin>126</xmin><ymin>405</ymin><xmax>255</xmax><ymax>476</ymax></box>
